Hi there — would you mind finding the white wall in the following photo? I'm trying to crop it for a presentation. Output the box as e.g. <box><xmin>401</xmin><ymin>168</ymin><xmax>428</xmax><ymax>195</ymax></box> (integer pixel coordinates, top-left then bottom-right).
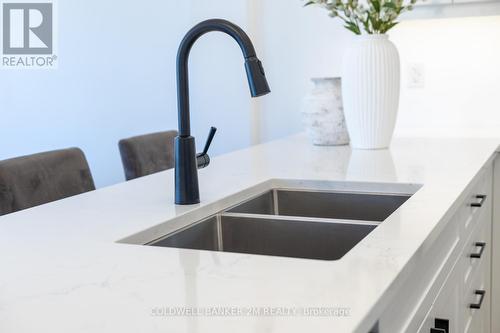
<box><xmin>391</xmin><ymin>15</ymin><xmax>500</xmax><ymax>137</ymax></box>
<box><xmin>0</xmin><ymin>0</ymin><xmax>260</xmax><ymax>188</ymax></box>
<box><xmin>2</xmin><ymin>0</ymin><xmax>500</xmax><ymax>187</ymax></box>
<box><xmin>187</xmin><ymin>0</ymin><xmax>256</xmax><ymax>154</ymax></box>
<box><xmin>0</xmin><ymin>0</ymin><xmax>193</xmax><ymax>187</ymax></box>
<box><xmin>254</xmin><ymin>0</ymin><xmax>353</xmax><ymax>143</ymax></box>
<box><xmin>253</xmin><ymin>3</ymin><xmax>500</xmax><ymax>140</ymax></box>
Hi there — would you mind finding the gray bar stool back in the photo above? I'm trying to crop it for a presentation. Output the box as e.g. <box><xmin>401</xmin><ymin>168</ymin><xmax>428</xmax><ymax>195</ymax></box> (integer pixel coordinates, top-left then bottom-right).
<box><xmin>0</xmin><ymin>148</ymin><xmax>96</xmax><ymax>216</ymax></box>
<box><xmin>119</xmin><ymin>130</ymin><xmax>178</xmax><ymax>181</ymax></box>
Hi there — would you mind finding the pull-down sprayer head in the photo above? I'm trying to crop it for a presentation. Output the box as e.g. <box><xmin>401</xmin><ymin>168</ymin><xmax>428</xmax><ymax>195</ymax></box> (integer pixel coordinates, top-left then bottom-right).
<box><xmin>245</xmin><ymin>56</ymin><xmax>271</xmax><ymax>97</ymax></box>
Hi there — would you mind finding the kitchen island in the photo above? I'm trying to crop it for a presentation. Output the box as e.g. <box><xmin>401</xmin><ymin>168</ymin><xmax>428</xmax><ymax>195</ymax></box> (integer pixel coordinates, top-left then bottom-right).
<box><xmin>1</xmin><ymin>134</ymin><xmax>499</xmax><ymax>333</ymax></box>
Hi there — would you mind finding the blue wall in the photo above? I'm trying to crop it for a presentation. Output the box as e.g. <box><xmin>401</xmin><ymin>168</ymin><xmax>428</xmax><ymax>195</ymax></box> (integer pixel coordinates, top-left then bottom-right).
<box><xmin>0</xmin><ymin>0</ymin><xmax>258</xmax><ymax>187</ymax></box>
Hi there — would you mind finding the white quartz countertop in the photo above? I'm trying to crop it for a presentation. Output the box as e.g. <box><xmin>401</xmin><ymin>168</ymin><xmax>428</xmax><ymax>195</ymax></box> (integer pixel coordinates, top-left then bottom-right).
<box><xmin>1</xmin><ymin>134</ymin><xmax>499</xmax><ymax>333</ymax></box>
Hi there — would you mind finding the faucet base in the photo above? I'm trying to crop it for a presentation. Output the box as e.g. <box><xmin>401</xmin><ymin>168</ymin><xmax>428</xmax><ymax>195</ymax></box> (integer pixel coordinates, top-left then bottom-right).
<box><xmin>174</xmin><ymin>136</ymin><xmax>200</xmax><ymax>205</ymax></box>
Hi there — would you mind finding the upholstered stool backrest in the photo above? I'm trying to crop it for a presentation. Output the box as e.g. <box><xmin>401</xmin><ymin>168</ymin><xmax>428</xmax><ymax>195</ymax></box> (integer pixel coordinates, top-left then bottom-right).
<box><xmin>0</xmin><ymin>148</ymin><xmax>95</xmax><ymax>216</ymax></box>
<box><xmin>118</xmin><ymin>130</ymin><xmax>177</xmax><ymax>181</ymax></box>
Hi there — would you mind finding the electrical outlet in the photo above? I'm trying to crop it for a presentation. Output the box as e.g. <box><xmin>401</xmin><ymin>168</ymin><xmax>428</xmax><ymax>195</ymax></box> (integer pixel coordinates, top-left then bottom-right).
<box><xmin>407</xmin><ymin>62</ymin><xmax>426</xmax><ymax>89</ymax></box>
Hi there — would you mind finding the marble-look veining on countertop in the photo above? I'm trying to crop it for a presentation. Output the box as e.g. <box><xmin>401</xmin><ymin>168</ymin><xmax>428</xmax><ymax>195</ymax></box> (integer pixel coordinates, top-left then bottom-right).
<box><xmin>0</xmin><ymin>134</ymin><xmax>498</xmax><ymax>333</ymax></box>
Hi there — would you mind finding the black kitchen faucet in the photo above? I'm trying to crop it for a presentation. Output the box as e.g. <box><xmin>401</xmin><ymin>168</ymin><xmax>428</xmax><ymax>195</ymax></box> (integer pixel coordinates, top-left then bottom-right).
<box><xmin>174</xmin><ymin>19</ymin><xmax>270</xmax><ymax>205</ymax></box>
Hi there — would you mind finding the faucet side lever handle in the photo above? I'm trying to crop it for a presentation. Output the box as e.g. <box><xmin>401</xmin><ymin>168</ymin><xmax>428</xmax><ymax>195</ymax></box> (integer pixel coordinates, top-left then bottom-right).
<box><xmin>196</xmin><ymin>126</ymin><xmax>217</xmax><ymax>169</ymax></box>
<box><xmin>202</xmin><ymin>127</ymin><xmax>217</xmax><ymax>155</ymax></box>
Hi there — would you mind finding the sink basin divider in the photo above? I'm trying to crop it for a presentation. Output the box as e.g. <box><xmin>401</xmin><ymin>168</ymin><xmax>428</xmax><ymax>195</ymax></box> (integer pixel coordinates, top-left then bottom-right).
<box><xmin>220</xmin><ymin>212</ymin><xmax>380</xmax><ymax>226</ymax></box>
<box><xmin>216</xmin><ymin>214</ymin><xmax>224</xmax><ymax>251</ymax></box>
<box><xmin>272</xmin><ymin>189</ymin><xmax>280</xmax><ymax>215</ymax></box>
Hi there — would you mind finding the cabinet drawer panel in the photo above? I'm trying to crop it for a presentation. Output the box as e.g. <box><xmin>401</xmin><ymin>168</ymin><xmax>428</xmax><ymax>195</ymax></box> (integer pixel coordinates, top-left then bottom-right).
<box><xmin>416</xmin><ymin>258</ymin><xmax>464</xmax><ymax>333</ymax></box>
<box><xmin>463</xmin><ymin>258</ymin><xmax>491</xmax><ymax>333</ymax></box>
<box><xmin>463</xmin><ymin>166</ymin><xmax>492</xmax><ymax>235</ymax></box>
<box><xmin>463</xmin><ymin>206</ymin><xmax>492</xmax><ymax>289</ymax></box>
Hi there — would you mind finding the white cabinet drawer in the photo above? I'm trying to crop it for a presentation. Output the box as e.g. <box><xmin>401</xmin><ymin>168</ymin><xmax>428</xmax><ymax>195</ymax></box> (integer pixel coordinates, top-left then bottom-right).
<box><xmin>463</xmin><ymin>166</ymin><xmax>492</xmax><ymax>235</ymax></box>
<box><xmin>417</xmin><ymin>256</ymin><xmax>464</xmax><ymax>333</ymax></box>
<box><xmin>463</xmin><ymin>206</ymin><xmax>492</xmax><ymax>289</ymax></box>
<box><xmin>463</xmin><ymin>258</ymin><xmax>491</xmax><ymax>333</ymax></box>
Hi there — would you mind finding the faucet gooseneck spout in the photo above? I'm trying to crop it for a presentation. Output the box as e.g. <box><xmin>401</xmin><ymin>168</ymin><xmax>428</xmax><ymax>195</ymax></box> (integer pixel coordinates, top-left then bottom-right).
<box><xmin>175</xmin><ymin>19</ymin><xmax>270</xmax><ymax>205</ymax></box>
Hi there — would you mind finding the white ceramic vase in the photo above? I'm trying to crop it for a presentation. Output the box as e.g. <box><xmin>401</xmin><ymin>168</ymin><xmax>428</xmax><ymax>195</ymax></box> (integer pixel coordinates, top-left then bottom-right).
<box><xmin>300</xmin><ymin>77</ymin><xmax>350</xmax><ymax>146</ymax></box>
<box><xmin>341</xmin><ymin>34</ymin><xmax>400</xmax><ymax>150</ymax></box>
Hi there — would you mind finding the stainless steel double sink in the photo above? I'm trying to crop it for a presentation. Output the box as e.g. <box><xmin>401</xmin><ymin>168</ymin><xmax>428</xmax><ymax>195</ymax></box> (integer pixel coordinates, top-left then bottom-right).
<box><xmin>147</xmin><ymin>188</ymin><xmax>413</xmax><ymax>261</ymax></box>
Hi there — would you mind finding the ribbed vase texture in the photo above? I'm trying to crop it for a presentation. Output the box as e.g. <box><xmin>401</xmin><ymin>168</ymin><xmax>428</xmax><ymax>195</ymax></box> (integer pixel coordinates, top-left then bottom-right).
<box><xmin>341</xmin><ymin>35</ymin><xmax>400</xmax><ymax>149</ymax></box>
